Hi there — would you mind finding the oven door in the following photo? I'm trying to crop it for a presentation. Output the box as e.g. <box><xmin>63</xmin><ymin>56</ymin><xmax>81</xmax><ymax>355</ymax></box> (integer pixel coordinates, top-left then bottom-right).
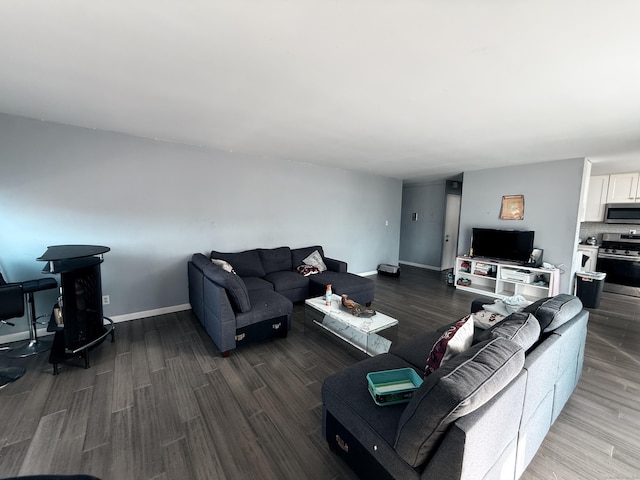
<box><xmin>596</xmin><ymin>255</ymin><xmax>640</xmax><ymax>287</ymax></box>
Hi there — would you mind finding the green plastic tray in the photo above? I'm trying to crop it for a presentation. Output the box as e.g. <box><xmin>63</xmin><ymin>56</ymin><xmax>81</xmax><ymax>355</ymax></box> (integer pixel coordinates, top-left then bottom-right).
<box><xmin>366</xmin><ymin>368</ymin><xmax>423</xmax><ymax>406</ymax></box>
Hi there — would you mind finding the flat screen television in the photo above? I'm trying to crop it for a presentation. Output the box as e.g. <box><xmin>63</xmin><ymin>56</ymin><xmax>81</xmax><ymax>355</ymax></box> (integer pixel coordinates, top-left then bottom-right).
<box><xmin>471</xmin><ymin>228</ymin><xmax>535</xmax><ymax>264</ymax></box>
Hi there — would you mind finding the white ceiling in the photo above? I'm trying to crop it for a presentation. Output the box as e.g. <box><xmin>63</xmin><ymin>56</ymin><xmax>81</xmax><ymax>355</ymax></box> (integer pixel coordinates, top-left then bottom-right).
<box><xmin>1</xmin><ymin>1</ymin><xmax>639</xmax><ymax>184</ymax></box>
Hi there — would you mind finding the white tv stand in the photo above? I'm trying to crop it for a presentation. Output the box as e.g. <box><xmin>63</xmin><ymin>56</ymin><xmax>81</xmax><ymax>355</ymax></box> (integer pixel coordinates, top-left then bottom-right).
<box><xmin>454</xmin><ymin>256</ymin><xmax>556</xmax><ymax>301</ymax></box>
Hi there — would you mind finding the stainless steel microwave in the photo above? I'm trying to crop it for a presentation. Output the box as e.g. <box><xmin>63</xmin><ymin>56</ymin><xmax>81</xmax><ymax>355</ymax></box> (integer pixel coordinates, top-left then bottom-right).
<box><xmin>604</xmin><ymin>203</ymin><xmax>640</xmax><ymax>224</ymax></box>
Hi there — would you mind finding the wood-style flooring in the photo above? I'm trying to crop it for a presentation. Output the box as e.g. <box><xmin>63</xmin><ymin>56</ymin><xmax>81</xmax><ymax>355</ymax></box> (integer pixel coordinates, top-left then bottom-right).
<box><xmin>0</xmin><ymin>266</ymin><xmax>638</xmax><ymax>479</ymax></box>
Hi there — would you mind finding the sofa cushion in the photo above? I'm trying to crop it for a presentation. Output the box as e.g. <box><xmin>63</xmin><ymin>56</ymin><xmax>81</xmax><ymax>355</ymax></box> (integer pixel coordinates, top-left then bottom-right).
<box><xmin>322</xmin><ymin>353</ymin><xmax>417</xmax><ymax>456</ymax></box>
<box><xmin>390</xmin><ymin>331</ymin><xmax>444</xmax><ymax>370</ymax></box>
<box><xmin>522</xmin><ymin>294</ymin><xmax>583</xmax><ymax>332</ymax></box>
<box><xmin>258</xmin><ymin>247</ymin><xmax>292</xmax><ymax>274</ymax></box>
<box><xmin>235</xmin><ymin>289</ymin><xmax>293</xmax><ymax>329</ymax></box>
<box><xmin>292</xmin><ymin>246</ymin><xmax>325</xmax><ymax>269</ymax></box>
<box><xmin>394</xmin><ymin>337</ymin><xmax>525</xmax><ymax>468</ymax></box>
<box><xmin>303</xmin><ymin>249</ymin><xmax>328</xmax><ymax>272</ymax></box>
<box><xmin>205</xmin><ymin>265</ymin><xmax>252</xmax><ymax>313</ymax></box>
<box><xmin>425</xmin><ymin>314</ymin><xmax>474</xmax><ymax>377</ymax></box>
<box><xmin>211</xmin><ymin>249</ymin><xmax>266</xmax><ymax>277</ymax></box>
<box><xmin>264</xmin><ymin>270</ymin><xmax>309</xmax><ymax>293</ymax></box>
<box><xmin>242</xmin><ymin>276</ymin><xmax>274</xmax><ymax>293</ymax></box>
<box><xmin>308</xmin><ymin>271</ymin><xmax>375</xmax><ymax>305</ymax></box>
<box><xmin>475</xmin><ymin>311</ymin><xmax>540</xmax><ymax>351</ymax></box>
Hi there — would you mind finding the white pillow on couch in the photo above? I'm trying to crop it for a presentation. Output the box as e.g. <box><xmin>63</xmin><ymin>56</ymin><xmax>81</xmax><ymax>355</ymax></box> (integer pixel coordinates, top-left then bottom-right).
<box><xmin>424</xmin><ymin>314</ymin><xmax>474</xmax><ymax>376</ymax></box>
<box><xmin>303</xmin><ymin>250</ymin><xmax>327</xmax><ymax>272</ymax></box>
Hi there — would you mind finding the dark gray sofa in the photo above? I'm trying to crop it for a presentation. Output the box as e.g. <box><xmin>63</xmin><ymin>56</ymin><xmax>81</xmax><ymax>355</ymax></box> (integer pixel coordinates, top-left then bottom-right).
<box><xmin>188</xmin><ymin>245</ymin><xmax>375</xmax><ymax>356</ymax></box>
<box><xmin>210</xmin><ymin>245</ymin><xmax>375</xmax><ymax>305</ymax></box>
<box><xmin>321</xmin><ymin>294</ymin><xmax>587</xmax><ymax>480</ymax></box>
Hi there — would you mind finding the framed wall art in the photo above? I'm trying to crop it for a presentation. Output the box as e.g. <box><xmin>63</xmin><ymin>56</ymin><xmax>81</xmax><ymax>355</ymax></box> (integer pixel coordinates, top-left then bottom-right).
<box><xmin>500</xmin><ymin>195</ymin><xmax>524</xmax><ymax>220</ymax></box>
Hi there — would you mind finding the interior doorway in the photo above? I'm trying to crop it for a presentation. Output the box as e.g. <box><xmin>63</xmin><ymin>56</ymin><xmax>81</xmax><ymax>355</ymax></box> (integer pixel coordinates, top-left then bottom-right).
<box><xmin>441</xmin><ymin>194</ymin><xmax>461</xmax><ymax>270</ymax></box>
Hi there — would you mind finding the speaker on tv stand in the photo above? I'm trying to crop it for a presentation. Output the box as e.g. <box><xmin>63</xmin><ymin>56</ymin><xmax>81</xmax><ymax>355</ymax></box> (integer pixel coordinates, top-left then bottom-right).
<box><xmin>524</xmin><ymin>248</ymin><xmax>543</xmax><ymax>268</ymax></box>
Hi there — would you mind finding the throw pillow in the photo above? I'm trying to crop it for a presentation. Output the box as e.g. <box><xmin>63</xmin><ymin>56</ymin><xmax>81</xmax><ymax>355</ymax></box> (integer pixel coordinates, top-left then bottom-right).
<box><xmin>258</xmin><ymin>247</ymin><xmax>293</xmax><ymax>274</ymax></box>
<box><xmin>223</xmin><ymin>273</ymin><xmax>252</xmax><ymax>313</ymax></box>
<box><xmin>210</xmin><ymin>249</ymin><xmax>266</xmax><ymax>277</ymax></box>
<box><xmin>211</xmin><ymin>258</ymin><xmax>236</xmax><ymax>274</ymax></box>
<box><xmin>521</xmin><ymin>294</ymin><xmax>583</xmax><ymax>332</ymax></box>
<box><xmin>292</xmin><ymin>246</ymin><xmax>325</xmax><ymax>269</ymax></box>
<box><xmin>395</xmin><ymin>337</ymin><xmax>525</xmax><ymax>468</ymax></box>
<box><xmin>425</xmin><ymin>314</ymin><xmax>474</xmax><ymax>377</ymax></box>
<box><xmin>205</xmin><ymin>266</ymin><xmax>252</xmax><ymax>313</ymax></box>
<box><xmin>303</xmin><ymin>250</ymin><xmax>327</xmax><ymax>272</ymax></box>
<box><xmin>476</xmin><ymin>312</ymin><xmax>540</xmax><ymax>351</ymax></box>
<box><xmin>295</xmin><ymin>264</ymin><xmax>320</xmax><ymax>276</ymax></box>
<box><xmin>473</xmin><ymin>310</ymin><xmax>506</xmax><ymax>329</ymax></box>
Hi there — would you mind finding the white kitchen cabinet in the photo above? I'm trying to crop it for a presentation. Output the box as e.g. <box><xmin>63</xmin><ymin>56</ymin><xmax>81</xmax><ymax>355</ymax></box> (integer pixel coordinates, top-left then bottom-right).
<box><xmin>584</xmin><ymin>175</ymin><xmax>610</xmax><ymax>221</ymax></box>
<box><xmin>606</xmin><ymin>173</ymin><xmax>640</xmax><ymax>203</ymax></box>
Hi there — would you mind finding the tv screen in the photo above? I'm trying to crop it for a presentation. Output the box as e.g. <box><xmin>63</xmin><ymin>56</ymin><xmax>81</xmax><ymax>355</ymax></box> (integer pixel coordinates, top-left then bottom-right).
<box><xmin>471</xmin><ymin>228</ymin><xmax>534</xmax><ymax>264</ymax></box>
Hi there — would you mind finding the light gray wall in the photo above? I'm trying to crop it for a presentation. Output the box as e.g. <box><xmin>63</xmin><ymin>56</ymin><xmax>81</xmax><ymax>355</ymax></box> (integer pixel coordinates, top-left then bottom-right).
<box><xmin>399</xmin><ymin>182</ymin><xmax>446</xmax><ymax>269</ymax></box>
<box><xmin>458</xmin><ymin>157</ymin><xmax>588</xmax><ymax>294</ymax></box>
<box><xmin>0</xmin><ymin>114</ymin><xmax>402</xmax><ymax>334</ymax></box>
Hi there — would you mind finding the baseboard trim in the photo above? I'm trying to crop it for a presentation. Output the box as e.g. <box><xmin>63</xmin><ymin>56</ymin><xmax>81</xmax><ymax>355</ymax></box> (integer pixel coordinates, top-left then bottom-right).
<box><xmin>0</xmin><ymin>328</ymin><xmax>54</xmax><ymax>345</ymax></box>
<box><xmin>358</xmin><ymin>270</ymin><xmax>378</xmax><ymax>277</ymax></box>
<box><xmin>0</xmin><ymin>304</ymin><xmax>192</xmax><ymax>345</ymax></box>
<box><xmin>110</xmin><ymin>303</ymin><xmax>192</xmax><ymax>323</ymax></box>
<box><xmin>398</xmin><ymin>261</ymin><xmax>442</xmax><ymax>271</ymax></box>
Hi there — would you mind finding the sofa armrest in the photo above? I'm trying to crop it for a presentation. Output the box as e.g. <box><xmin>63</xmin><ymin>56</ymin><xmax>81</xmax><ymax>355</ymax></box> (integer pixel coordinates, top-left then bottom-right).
<box><xmin>189</xmin><ymin>254</ymin><xmax>238</xmax><ymax>353</ymax></box>
<box><xmin>471</xmin><ymin>297</ymin><xmax>496</xmax><ymax>313</ymax></box>
<box><xmin>203</xmin><ymin>275</ymin><xmax>238</xmax><ymax>354</ymax></box>
<box><xmin>324</xmin><ymin>257</ymin><xmax>347</xmax><ymax>273</ymax></box>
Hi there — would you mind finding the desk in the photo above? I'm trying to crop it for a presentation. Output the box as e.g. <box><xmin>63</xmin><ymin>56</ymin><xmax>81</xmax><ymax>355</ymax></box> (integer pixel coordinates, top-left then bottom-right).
<box><xmin>38</xmin><ymin>245</ymin><xmax>115</xmax><ymax>374</ymax></box>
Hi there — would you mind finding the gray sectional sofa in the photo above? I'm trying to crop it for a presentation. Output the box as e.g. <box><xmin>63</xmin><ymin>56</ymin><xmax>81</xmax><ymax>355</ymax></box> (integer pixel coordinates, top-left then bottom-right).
<box><xmin>188</xmin><ymin>245</ymin><xmax>375</xmax><ymax>356</ymax></box>
<box><xmin>321</xmin><ymin>294</ymin><xmax>588</xmax><ymax>480</ymax></box>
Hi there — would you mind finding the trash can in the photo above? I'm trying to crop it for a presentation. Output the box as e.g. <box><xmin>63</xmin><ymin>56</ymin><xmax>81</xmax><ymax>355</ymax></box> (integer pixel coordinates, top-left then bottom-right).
<box><xmin>445</xmin><ymin>269</ymin><xmax>455</xmax><ymax>287</ymax></box>
<box><xmin>575</xmin><ymin>272</ymin><xmax>606</xmax><ymax>308</ymax></box>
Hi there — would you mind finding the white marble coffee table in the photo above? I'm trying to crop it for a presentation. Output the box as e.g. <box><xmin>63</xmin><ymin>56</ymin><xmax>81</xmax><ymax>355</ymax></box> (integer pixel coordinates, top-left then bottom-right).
<box><xmin>304</xmin><ymin>295</ymin><xmax>398</xmax><ymax>356</ymax></box>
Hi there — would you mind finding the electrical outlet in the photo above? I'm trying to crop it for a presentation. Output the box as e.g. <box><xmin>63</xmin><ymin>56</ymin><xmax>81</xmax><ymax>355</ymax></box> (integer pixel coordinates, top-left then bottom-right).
<box><xmin>102</xmin><ymin>295</ymin><xmax>110</xmax><ymax>305</ymax></box>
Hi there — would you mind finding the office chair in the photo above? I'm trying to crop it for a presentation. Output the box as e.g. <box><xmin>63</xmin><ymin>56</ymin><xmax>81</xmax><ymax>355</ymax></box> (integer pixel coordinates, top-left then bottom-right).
<box><xmin>0</xmin><ymin>283</ymin><xmax>27</xmax><ymax>388</ymax></box>
<box><xmin>0</xmin><ymin>268</ymin><xmax>57</xmax><ymax>358</ymax></box>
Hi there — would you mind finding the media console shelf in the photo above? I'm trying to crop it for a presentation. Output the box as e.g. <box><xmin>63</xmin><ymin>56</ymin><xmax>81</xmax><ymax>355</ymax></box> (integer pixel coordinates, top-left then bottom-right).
<box><xmin>455</xmin><ymin>256</ymin><xmax>556</xmax><ymax>301</ymax></box>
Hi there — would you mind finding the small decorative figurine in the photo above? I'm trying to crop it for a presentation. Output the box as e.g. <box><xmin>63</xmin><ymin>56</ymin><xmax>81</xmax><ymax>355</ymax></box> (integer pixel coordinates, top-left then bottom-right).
<box><xmin>341</xmin><ymin>294</ymin><xmax>376</xmax><ymax>317</ymax></box>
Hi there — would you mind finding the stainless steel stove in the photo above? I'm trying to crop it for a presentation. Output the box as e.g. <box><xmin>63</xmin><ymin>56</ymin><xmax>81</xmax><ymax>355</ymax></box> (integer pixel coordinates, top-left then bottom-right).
<box><xmin>597</xmin><ymin>233</ymin><xmax>640</xmax><ymax>296</ymax></box>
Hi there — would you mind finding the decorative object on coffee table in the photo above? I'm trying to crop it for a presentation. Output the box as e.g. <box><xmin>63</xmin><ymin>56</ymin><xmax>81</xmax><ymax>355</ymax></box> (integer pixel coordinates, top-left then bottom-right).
<box><xmin>341</xmin><ymin>294</ymin><xmax>376</xmax><ymax>318</ymax></box>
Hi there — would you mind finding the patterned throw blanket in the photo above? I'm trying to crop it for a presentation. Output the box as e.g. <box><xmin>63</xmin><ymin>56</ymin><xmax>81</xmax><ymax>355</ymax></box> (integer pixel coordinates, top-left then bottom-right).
<box><xmin>295</xmin><ymin>264</ymin><xmax>320</xmax><ymax>276</ymax></box>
